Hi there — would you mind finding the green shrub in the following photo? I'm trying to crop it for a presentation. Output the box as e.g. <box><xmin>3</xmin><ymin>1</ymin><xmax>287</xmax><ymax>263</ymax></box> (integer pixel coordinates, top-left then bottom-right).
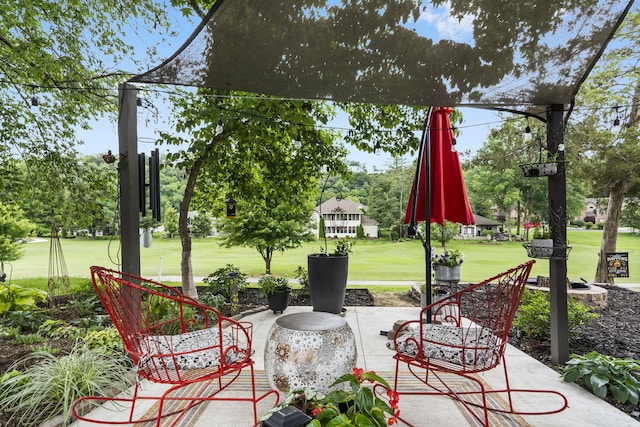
<box><xmin>84</xmin><ymin>326</ymin><xmax>123</xmax><ymax>353</ymax></box>
<box><xmin>37</xmin><ymin>319</ymin><xmax>80</xmax><ymax>339</ymax></box>
<box><xmin>0</xmin><ymin>284</ymin><xmax>47</xmax><ymax>314</ymax></box>
<box><xmin>258</xmin><ymin>275</ymin><xmax>291</xmax><ymax>297</ymax></box>
<box><xmin>562</xmin><ymin>351</ymin><xmax>640</xmax><ymax>405</ymax></box>
<box><xmin>199</xmin><ymin>292</ymin><xmax>227</xmax><ymax>309</ymax></box>
<box><xmin>295</xmin><ymin>266</ymin><xmax>309</xmax><ymax>294</ymax></box>
<box><xmin>4</xmin><ymin>310</ymin><xmax>49</xmax><ymax>333</ymax></box>
<box><xmin>482</xmin><ymin>229</ymin><xmax>494</xmax><ymax>237</ymax></box>
<box><xmin>202</xmin><ymin>264</ymin><xmax>248</xmax><ymax>300</ymax></box>
<box><xmin>12</xmin><ymin>333</ymin><xmax>45</xmax><ymax>345</ymax></box>
<box><xmin>0</xmin><ymin>342</ymin><xmax>133</xmax><ymax>426</ymax></box>
<box><xmin>513</xmin><ymin>289</ymin><xmax>598</xmax><ymax>340</ymax></box>
<box><xmin>29</xmin><ymin>345</ymin><xmax>61</xmax><ymax>355</ymax></box>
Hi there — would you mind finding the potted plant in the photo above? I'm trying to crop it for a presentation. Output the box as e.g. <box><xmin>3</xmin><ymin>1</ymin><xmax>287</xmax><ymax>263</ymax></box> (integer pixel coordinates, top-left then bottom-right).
<box><xmin>261</xmin><ymin>368</ymin><xmax>400</xmax><ymax>426</ymax></box>
<box><xmin>258</xmin><ymin>275</ymin><xmax>292</xmax><ymax>314</ymax></box>
<box><xmin>528</xmin><ymin>226</ymin><xmax>553</xmax><ymax>257</ymax></box>
<box><xmin>432</xmin><ymin>249</ymin><xmax>463</xmax><ymax>282</ymax></box>
<box><xmin>307</xmin><ymin>238</ymin><xmax>353</xmax><ymax>314</ymax></box>
<box><xmin>420</xmin><ymin>284</ymin><xmax>451</xmax><ymax>309</ymax></box>
<box><xmin>520</xmin><ymin>162</ymin><xmax>558</xmax><ymax>177</ymax></box>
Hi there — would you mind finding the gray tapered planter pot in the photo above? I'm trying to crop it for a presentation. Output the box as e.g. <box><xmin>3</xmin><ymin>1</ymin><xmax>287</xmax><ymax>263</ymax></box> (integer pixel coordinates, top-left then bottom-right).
<box><xmin>307</xmin><ymin>254</ymin><xmax>348</xmax><ymax>314</ymax></box>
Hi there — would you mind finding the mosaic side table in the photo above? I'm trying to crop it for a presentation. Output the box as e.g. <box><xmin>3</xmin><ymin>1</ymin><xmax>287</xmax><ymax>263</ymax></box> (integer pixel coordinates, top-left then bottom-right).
<box><xmin>264</xmin><ymin>312</ymin><xmax>357</xmax><ymax>395</ymax></box>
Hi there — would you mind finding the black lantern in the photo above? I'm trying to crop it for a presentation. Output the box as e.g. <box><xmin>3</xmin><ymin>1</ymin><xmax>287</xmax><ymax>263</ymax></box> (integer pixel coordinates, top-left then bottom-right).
<box><xmin>225</xmin><ymin>197</ymin><xmax>237</xmax><ymax>218</ymax></box>
<box><xmin>262</xmin><ymin>405</ymin><xmax>312</xmax><ymax>427</ymax></box>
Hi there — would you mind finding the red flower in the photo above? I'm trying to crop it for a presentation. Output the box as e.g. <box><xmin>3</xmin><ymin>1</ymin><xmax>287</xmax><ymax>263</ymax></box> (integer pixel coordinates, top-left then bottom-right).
<box><xmin>386</xmin><ymin>389</ymin><xmax>399</xmax><ymax>408</ymax></box>
<box><xmin>353</xmin><ymin>367</ymin><xmax>364</xmax><ymax>383</ymax></box>
<box><xmin>311</xmin><ymin>407</ymin><xmax>323</xmax><ymax>417</ymax></box>
<box><xmin>367</xmin><ymin>370</ymin><xmax>377</xmax><ymax>383</ymax></box>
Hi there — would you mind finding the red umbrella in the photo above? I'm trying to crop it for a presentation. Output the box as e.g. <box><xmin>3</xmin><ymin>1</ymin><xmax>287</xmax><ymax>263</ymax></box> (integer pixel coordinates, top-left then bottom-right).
<box><xmin>405</xmin><ymin>107</ymin><xmax>475</xmax><ymax>227</ymax></box>
<box><xmin>405</xmin><ymin>107</ymin><xmax>474</xmax><ymax>318</ymax></box>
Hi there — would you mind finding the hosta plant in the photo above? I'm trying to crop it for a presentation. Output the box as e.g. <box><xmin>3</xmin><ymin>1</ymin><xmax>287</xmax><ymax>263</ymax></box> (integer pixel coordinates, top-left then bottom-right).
<box><xmin>562</xmin><ymin>351</ymin><xmax>640</xmax><ymax>405</ymax></box>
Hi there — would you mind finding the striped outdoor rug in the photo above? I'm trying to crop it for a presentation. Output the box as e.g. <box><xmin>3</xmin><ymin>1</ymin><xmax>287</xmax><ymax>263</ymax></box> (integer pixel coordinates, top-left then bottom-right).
<box><xmin>135</xmin><ymin>371</ymin><xmax>529</xmax><ymax>427</ymax></box>
<box><xmin>393</xmin><ymin>371</ymin><xmax>530</xmax><ymax>427</ymax></box>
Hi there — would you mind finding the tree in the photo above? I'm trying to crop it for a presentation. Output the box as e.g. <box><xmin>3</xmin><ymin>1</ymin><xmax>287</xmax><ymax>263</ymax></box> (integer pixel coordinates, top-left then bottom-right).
<box><xmin>163</xmin><ymin>206</ymin><xmax>179</xmax><ymax>238</ymax></box>
<box><xmin>1</xmin><ymin>1</ymin><xmax>173</xmax><ymax>200</ymax></box>
<box><xmin>2</xmin><ymin>155</ymin><xmax>118</xmax><ymax>237</ymax></box>
<box><xmin>160</xmin><ymin>91</ymin><xmax>350</xmax><ymax>297</ymax></box>
<box><xmin>468</xmin><ymin>118</ymin><xmax>585</xmax><ymax>239</ymax></box>
<box><xmin>0</xmin><ymin>204</ymin><xmax>35</xmax><ymax>276</ymax></box>
<box><xmin>565</xmin><ymin>9</ymin><xmax>640</xmax><ymax>282</ymax></box>
<box><xmin>366</xmin><ymin>158</ymin><xmax>415</xmax><ymax>240</ymax></box>
<box><xmin>430</xmin><ymin>221</ymin><xmax>460</xmax><ymax>248</ymax></box>
<box><xmin>190</xmin><ymin>213</ymin><xmax>212</xmax><ymax>238</ymax></box>
<box><xmin>218</xmin><ymin>201</ymin><xmax>315</xmax><ymax>274</ymax></box>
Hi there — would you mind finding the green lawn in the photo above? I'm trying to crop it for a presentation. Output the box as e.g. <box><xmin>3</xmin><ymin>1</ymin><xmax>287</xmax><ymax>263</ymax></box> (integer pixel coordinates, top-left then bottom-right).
<box><xmin>7</xmin><ymin>230</ymin><xmax>639</xmax><ymax>284</ymax></box>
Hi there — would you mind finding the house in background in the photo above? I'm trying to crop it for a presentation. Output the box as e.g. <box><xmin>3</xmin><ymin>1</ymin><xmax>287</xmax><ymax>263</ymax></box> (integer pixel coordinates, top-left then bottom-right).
<box><xmin>312</xmin><ymin>197</ymin><xmax>379</xmax><ymax>238</ymax></box>
<box><xmin>459</xmin><ymin>214</ymin><xmax>503</xmax><ymax>238</ymax></box>
<box><xmin>579</xmin><ymin>198</ymin><xmax>607</xmax><ymax>224</ymax></box>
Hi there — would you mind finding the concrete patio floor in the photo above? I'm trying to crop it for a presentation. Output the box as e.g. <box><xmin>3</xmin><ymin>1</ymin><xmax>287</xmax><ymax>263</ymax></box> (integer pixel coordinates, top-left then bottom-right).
<box><xmin>72</xmin><ymin>305</ymin><xmax>640</xmax><ymax>426</ymax></box>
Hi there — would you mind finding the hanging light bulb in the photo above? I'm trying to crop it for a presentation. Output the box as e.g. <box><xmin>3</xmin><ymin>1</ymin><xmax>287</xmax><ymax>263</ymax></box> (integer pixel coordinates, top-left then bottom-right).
<box><xmin>524</xmin><ymin>119</ymin><xmax>532</xmax><ymax>140</ymax></box>
<box><xmin>374</xmin><ymin>141</ymin><xmax>381</xmax><ymax>154</ymax></box>
<box><xmin>136</xmin><ymin>98</ymin><xmax>143</xmax><ymax>107</ymax></box>
<box><xmin>215</xmin><ymin>118</ymin><xmax>223</xmax><ymax>135</ymax></box>
<box><xmin>451</xmin><ymin>127</ymin><xmax>457</xmax><ymax>152</ymax></box>
<box><xmin>294</xmin><ymin>131</ymin><xmax>302</xmax><ymax>150</ymax></box>
<box><xmin>30</xmin><ymin>96</ymin><xmax>39</xmax><ymax>107</ymax></box>
<box><xmin>613</xmin><ymin>106</ymin><xmax>620</xmax><ymax>127</ymax></box>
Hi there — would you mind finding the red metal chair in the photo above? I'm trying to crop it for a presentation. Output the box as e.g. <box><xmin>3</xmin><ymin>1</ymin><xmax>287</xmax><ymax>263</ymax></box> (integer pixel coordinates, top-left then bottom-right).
<box><xmin>391</xmin><ymin>260</ymin><xmax>568</xmax><ymax>426</ymax></box>
<box><xmin>72</xmin><ymin>266</ymin><xmax>279</xmax><ymax>426</ymax></box>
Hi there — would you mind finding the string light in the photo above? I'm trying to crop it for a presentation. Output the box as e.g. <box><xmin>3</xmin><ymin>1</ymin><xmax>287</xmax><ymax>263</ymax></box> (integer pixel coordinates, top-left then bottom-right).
<box><xmin>13</xmin><ymin>80</ymin><xmax>640</xmax><ymax>141</ymax></box>
<box><xmin>524</xmin><ymin>118</ymin><xmax>532</xmax><ymax>140</ymax></box>
<box><xmin>215</xmin><ymin>118</ymin><xmax>223</xmax><ymax>135</ymax></box>
<box><xmin>294</xmin><ymin>131</ymin><xmax>302</xmax><ymax>149</ymax></box>
<box><xmin>451</xmin><ymin>127</ymin><xmax>457</xmax><ymax>151</ymax></box>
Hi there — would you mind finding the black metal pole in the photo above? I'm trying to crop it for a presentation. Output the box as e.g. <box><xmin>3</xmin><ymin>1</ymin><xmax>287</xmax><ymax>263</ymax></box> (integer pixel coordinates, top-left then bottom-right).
<box><xmin>547</xmin><ymin>104</ymin><xmax>569</xmax><ymax>364</ymax></box>
<box><xmin>118</xmin><ymin>82</ymin><xmax>140</xmax><ymax>276</ymax></box>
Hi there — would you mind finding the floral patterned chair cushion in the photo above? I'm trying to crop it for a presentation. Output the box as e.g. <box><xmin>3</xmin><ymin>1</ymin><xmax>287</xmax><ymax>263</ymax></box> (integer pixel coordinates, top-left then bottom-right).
<box><xmin>389</xmin><ymin>324</ymin><xmax>499</xmax><ymax>368</ymax></box>
<box><xmin>136</xmin><ymin>327</ymin><xmax>248</xmax><ymax>374</ymax></box>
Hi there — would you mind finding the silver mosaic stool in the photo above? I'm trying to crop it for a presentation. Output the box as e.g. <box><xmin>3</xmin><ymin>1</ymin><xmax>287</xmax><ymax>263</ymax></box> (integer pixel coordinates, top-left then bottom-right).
<box><xmin>264</xmin><ymin>312</ymin><xmax>357</xmax><ymax>395</ymax></box>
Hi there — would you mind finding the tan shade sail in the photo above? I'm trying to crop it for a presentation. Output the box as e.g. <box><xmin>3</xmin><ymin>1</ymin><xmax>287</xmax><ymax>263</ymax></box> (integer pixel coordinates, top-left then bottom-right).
<box><xmin>132</xmin><ymin>0</ymin><xmax>633</xmax><ymax>111</ymax></box>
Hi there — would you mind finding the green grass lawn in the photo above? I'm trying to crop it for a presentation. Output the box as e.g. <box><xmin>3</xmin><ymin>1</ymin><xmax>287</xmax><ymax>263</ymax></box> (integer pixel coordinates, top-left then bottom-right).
<box><xmin>7</xmin><ymin>229</ymin><xmax>640</xmax><ymax>284</ymax></box>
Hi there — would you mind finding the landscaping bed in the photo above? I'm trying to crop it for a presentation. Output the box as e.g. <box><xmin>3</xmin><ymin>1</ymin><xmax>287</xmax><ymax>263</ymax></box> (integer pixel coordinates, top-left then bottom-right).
<box><xmin>2</xmin><ymin>285</ymin><xmax>640</xmax><ymax>424</ymax></box>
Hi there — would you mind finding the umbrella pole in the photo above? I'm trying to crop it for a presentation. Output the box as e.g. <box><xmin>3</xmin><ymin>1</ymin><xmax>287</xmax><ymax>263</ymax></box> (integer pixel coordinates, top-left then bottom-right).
<box><xmin>424</xmin><ymin>109</ymin><xmax>433</xmax><ymax>323</ymax></box>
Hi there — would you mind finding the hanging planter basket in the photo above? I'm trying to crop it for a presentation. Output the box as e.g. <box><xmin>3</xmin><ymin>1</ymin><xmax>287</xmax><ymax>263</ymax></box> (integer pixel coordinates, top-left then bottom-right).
<box><xmin>522</xmin><ymin>241</ymin><xmax>572</xmax><ymax>260</ymax></box>
<box><xmin>519</xmin><ymin>162</ymin><xmax>558</xmax><ymax>177</ymax></box>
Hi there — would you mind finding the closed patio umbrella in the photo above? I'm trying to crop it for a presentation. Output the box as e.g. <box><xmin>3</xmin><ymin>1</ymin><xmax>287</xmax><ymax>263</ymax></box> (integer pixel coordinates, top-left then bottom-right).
<box><xmin>405</xmin><ymin>107</ymin><xmax>475</xmax><ymax>318</ymax></box>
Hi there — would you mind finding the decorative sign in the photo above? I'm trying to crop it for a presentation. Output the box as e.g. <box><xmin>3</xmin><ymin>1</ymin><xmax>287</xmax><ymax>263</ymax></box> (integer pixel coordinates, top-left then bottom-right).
<box><xmin>606</xmin><ymin>252</ymin><xmax>629</xmax><ymax>278</ymax></box>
